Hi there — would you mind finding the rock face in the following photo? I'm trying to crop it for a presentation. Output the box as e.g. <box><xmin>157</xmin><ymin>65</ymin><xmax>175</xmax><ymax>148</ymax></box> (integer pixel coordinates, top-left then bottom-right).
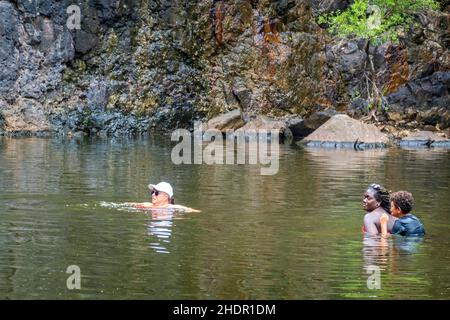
<box><xmin>0</xmin><ymin>1</ymin><xmax>449</xmax><ymax>136</ymax></box>
<box><xmin>301</xmin><ymin>114</ymin><xmax>389</xmax><ymax>148</ymax></box>
<box><xmin>0</xmin><ymin>98</ymin><xmax>51</xmax><ymax>134</ymax></box>
<box><xmin>387</xmin><ymin>71</ymin><xmax>450</xmax><ymax>129</ymax></box>
<box><xmin>400</xmin><ymin>131</ymin><xmax>450</xmax><ymax>148</ymax></box>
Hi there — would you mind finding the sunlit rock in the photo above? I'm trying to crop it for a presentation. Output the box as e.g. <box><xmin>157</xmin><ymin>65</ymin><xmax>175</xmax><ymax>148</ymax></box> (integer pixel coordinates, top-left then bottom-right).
<box><xmin>300</xmin><ymin>114</ymin><xmax>389</xmax><ymax>149</ymax></box>
<box><xmin>206</xmin><ymin>109</ymin><xmax>244</xmax><ymax>132</ymax></box>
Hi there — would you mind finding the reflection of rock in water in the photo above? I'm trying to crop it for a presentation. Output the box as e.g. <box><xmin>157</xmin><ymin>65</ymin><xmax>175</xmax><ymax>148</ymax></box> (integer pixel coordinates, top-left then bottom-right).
<box><xmin>148</xmin><ymin>209</ymin><xmax>175</xmax><ymax>254</ymax></box>
<box><xmin>304</xmin><ymin>148</ymin><xmax>388</xmax><ymax>199</ymax></box>
<box><xmin>305</xmin><ymin>148</ymin><xmax>388</xmax><ymax>173</ymax></box>
<box><xmin>399</xmin><ymin>148</ymin><xmax>450</xmax><ymax>161</ymax></box>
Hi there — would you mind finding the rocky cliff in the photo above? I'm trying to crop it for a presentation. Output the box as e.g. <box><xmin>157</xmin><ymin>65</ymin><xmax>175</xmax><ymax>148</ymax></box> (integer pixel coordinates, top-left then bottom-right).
<box><xmin>0</xmin><ymin>0</ymin><xmax>449</xmax><ymax>136</ymax></box>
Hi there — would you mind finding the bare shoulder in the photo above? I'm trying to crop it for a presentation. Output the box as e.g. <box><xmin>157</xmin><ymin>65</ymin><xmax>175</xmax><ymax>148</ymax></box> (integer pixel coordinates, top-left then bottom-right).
<box><xmin>363</xmin><ymin>212</ymin><xmax>375</xmax><ymax>223</ymax></box>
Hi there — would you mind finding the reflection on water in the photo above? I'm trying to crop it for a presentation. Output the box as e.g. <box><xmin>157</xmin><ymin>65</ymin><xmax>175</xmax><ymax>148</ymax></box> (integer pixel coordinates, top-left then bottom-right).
<box><xmin>147</xmin><ymin>210</ymin><xmax>176</xmax><ymax>254</ymax></box>
<box><xmin>363</xmin><ymin>235</ymin><xmax>425</xmax><ymax>270</ymax></box>
<box><xmin>0</xmin><ymin>136</ymin><xmax>449</xmax><ymax>299</ymax></box>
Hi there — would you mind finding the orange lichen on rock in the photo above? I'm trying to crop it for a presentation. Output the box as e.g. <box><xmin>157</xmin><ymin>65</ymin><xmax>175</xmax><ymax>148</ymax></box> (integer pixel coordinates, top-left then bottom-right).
<box><xmin>262</xmin><ymin>17</ymin><xmax>280</xmax><ymax>43</ymax></box>
<box><xmin>385</xmin><ymin>44</ymin><xmax>409</xmax><ymax>94</ymax></box>
<box><xmin>214</xmin><ymin>1</ymin><xmax>224</xmax><ymax>45</ymax></box>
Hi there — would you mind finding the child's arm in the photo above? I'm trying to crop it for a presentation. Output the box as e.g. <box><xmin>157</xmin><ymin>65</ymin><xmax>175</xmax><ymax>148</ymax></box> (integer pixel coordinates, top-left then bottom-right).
<box><xmin>380</xmin><ymin>213</ymin><xmax>389</xmax><ymax>237</ymax></box>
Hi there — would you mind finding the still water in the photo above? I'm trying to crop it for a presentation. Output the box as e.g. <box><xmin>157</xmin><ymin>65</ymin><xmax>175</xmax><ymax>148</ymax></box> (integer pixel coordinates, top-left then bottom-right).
<box><xmin>0</xmin><ymin>136</ymin><xmax>449</xmax><ymax>299</ymax></box>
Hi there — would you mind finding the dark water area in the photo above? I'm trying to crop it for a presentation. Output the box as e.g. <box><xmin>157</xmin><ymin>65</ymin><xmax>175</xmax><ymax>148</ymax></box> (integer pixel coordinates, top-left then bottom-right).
<box><xmin>0</xmin><ymin>136</ymin><xmax>449</xmax><ymax>299</ymax></box>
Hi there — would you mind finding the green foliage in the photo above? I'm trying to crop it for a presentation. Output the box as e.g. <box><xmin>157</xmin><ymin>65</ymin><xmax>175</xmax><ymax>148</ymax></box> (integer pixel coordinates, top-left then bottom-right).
<box><xmin>319</xmin><ymin>0</ymin><xmax>440</xmax><ymax>43</ymax></box>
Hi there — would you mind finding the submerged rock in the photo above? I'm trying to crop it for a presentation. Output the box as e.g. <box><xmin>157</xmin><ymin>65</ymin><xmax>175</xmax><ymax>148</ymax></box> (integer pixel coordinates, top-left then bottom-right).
<box><xmin>206</xmin><ymin>109</ymin><xmax>244</xmax><ymax>132</ymax></box>
<box><xmin>399</xmin><ymin>131</ymin><xmax>450</xmax><ymax>148</ymax></box>
<box><xmin>300</xmin><ymin>114</ymin><xmax>389</xmax><ymax>149</ymax></box>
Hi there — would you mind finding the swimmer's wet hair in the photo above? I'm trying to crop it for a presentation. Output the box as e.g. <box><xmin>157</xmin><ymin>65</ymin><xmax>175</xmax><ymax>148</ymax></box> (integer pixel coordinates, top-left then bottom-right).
<box><xmin>390</xmin><ymin>191</ymin><xmax>414</xmax><ymax>214</ymax></box>
<box><xmin>368</xmin><ymin>184</ymin><xmax>391</xmax><ymax>214</ymax></box>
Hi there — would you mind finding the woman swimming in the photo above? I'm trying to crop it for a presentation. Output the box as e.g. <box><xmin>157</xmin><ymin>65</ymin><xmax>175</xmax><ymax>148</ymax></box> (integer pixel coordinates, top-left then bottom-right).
<box><xmin>362</xmin><ymin>183</ymin><xmax>395</xmax><ymax>235</ymax></box>
<box><xmin>128</xmin><ymin>181</ymin><xmax>200</xmax><ymax>213</ymax></box>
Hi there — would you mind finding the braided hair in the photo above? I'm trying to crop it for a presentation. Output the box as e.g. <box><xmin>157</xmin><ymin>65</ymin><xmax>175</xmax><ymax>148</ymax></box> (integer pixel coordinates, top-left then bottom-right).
<box><xmin>368</xmin><ymin>183</ymin><xmax>391</xmax><ymax>214</ymax></box>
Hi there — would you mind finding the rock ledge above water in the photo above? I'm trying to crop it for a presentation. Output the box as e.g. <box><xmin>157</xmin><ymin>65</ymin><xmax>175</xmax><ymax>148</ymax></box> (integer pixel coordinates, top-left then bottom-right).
<box><xmin>399</xmin><ymin>131</ymin><xmax>450</xmax><ymax>148</ymax></box>
<box><xmin>300</xmin><ymin>114</ymin><xmax>389</xmax><ymax>149</ymax></box>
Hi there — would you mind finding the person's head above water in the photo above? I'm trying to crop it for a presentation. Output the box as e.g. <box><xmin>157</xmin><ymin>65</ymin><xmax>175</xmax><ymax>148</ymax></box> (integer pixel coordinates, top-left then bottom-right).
<box><xmin>148</xmin><ymin>182</ymin><xmax>174</xmax><ymax>206</ymax></box>
<box><xmin>390</xmin><ymin>191</ymin><xmax>414</xmax><ymax>218</ymax></box>
<box><xmin>362</xmin><ymin>183</ymin><xmax>391</xmax><ymax>214</ymax></box>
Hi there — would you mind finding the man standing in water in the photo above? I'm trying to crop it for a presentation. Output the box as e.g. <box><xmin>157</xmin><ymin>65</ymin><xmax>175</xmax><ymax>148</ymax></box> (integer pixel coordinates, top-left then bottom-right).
<box><xmin>362</xmin><ymin>184</ymin><xmax>395</xmax><ymax>235</ymax></box>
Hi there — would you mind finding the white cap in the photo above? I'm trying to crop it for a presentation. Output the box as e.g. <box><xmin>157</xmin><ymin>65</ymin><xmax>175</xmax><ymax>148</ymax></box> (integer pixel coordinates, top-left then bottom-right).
<box><xmin>148</xmin><ymin>182</ymin><xmax>173</xmax><ymax>198</ymax></box>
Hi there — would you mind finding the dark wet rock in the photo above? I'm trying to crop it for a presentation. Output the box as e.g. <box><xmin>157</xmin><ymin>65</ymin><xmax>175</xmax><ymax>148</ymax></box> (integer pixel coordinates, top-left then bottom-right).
<box><xmin>86</xmin><ymin>78</ymin><xmax>109</xmax><ymax>111</ymax></box>
<box><xmin>326</xmin><ymin>40</ymin><xmax>367</xmax><ymax>95</ymax></box>
<box><xmin>311</xmin><ymin>0</ymin><xmax>352</xmax><ymax>15</ymax></box>
<box><xmin>347</xmin><ymin>98</ymin><xmax>369</xmax><ymax>118</ymax></box>
<box><xmin>232</xmin><ymin>82</ymin><xmax>253</xmax><ymax>111</ymax></box>
<box><xmin>0</xmin><ymin>1</ymin><xmax>20</xmax><ymax>97</ymax></box>
<box><xmin>74</xmin><ymin>29</ymin><xmax>99</xmax><ymax>55</ymax></box>
<box><xmin>285</xmin><ymin>115</ymin><xmax>307</xmax><ymax>138</ymax></box>
<box><xmin>387</xmin><ymin>71</ymin><xmax>450</xmax><ymax>109</ymax></box>
<box><xmin>399</xmin><ymin>131</ymin><xmax>450</xmax><ymax>148</ymax></box>
<box><xmin>207</xmin><ymin>109</ymin><xmax>244</xmax><ymax>132</ymax></box>
<box><xmin>300</xmin><ymin>114</ymin><xmax>389</xmax><ymax>149</ymax></box>
<box><xmin>304</xmin><ymin>109</ymin><xmax>340</xmax><ymax>132</ymax></box>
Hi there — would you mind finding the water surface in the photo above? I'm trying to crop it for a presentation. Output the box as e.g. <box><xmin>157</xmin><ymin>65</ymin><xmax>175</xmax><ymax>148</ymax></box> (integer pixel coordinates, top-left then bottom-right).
<box><xmin>0</xmin><ymin>136</ymin><xmax>449</xmax><ymax>299</ymax></box>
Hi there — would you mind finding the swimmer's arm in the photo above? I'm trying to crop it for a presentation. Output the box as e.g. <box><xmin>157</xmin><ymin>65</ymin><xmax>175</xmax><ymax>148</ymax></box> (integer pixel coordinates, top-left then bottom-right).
<box><xmin>131</xmin><ymin>202</ymin><xmax>153</xmax><ymax>208</ymax></box>
<box><xmin>169</xmin><ymin>204</ymin><xmax>200</xmax><ymax>213</ymax></box>
<box><xmin>363</xmin><ymin>214</ymin><xmax>379</xmax><ymax>235</ymax></box>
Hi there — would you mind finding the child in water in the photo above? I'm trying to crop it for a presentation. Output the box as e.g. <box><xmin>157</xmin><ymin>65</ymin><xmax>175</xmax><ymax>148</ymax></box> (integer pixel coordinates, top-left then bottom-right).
<box><xmin>381</xmin><ymin>191</ymin><xmax>425</xmax><ymax>237</ymax></box>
